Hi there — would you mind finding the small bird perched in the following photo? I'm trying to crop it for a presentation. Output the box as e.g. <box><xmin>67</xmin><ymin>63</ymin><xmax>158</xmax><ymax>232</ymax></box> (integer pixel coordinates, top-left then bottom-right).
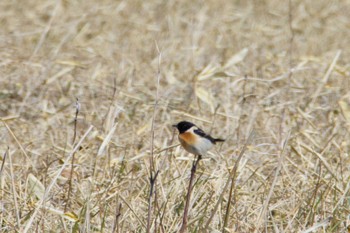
<box><xmin>172</xmin><ymin>121</ymin><xmax>225</xmax><ymax>158</ymax></box>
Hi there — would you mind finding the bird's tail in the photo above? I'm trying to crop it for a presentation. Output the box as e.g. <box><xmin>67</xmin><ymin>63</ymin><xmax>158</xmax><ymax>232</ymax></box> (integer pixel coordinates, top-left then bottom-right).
<box><xmin>214</xmin><ymin>138</ymin><xmax>225</xmax><ymax>143</ymax></box>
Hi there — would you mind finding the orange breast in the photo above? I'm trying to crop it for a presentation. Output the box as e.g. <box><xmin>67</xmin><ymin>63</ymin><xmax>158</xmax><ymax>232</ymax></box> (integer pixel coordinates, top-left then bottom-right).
<box><xmin>179</xmin><ymin>132</ymin><xmax>197</xmax><ymax>144</ymax></box>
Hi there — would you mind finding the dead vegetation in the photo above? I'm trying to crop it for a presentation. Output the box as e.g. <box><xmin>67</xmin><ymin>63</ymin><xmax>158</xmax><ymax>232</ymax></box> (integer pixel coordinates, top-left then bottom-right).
<box><xmin>1</xmin><ymin>0</ymin><xmax>350</xmax><ymax>232</ymax></box>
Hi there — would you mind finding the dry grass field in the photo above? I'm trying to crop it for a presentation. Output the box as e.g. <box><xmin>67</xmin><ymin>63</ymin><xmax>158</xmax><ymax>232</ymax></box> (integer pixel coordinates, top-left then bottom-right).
<box><xmin>1</xmin><ymin>0</ymin><xmax>350</xmax><ymax>232</ymax></box>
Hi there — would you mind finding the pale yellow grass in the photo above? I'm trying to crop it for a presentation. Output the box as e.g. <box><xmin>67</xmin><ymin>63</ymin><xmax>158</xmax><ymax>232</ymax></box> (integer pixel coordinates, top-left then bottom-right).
<box><xmin>0</xmin><ymin>0</ymin><xmax>350</xmax><ymax>232</ymax></box>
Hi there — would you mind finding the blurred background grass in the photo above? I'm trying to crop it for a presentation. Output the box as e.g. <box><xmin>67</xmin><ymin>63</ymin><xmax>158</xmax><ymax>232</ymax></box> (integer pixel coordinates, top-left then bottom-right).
<box><xmin>0</xmin><ymin>0</ymin><xmax>350</xmax><ymax>232</ymax></box>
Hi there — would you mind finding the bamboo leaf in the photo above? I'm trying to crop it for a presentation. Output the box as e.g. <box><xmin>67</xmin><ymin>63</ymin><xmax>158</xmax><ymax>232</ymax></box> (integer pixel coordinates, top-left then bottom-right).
<box><xmin>223</xmin><ymin>48</ymin><xmax>248</xmax><ymax>69</ymax></box>
<box><xmin>195</xmin><ymin>87</ymin><xmax>215</xmax><ymax>113</ymax></box>
<box><xmin>27</xmin><ymin>174</ymin><xmax>45</xmax><ymax>200</ymax></box>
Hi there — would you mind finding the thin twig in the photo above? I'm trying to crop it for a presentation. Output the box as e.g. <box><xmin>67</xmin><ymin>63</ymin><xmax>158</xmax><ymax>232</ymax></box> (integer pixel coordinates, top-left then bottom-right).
<box><xmin>154</xmin><ymin>129</ymin><xmax>177</xmax><ymax>232</ymax></box>
<box><xmin>31</xmin><ymin>0</ymin><xmax>60</xmax><ymax>58</ymax></box>
<box><xmin>112</xmin><ymin>202</ymin><xmax>122</xmax><ymax>233</ymax></box>
<box><xmin>1</xmin><ymin>120</ymin><xmax>34</xmax><ymax>169</ymax></box>
<box><xmin>8</xmin><ymin>149</ymin><xmax>21</xmax><ymax>230</ymax></box>
<box><xmin>65</xmin><ymin>98</ymin><xmax>80</xmax><ymax>212</ymax></box>
<box><xmin>72</xmin><ymin>98</ymin><xmax>80</xmax><ymax>145</ymax></box>
<box><xmin>288</xmin><ymin>0</ymin><xmax>294</xmax><ymax>84</ymax></box>
<box><xmin>0</xmin><ymin>147</ymin><xmax>8</xmax><ymax>181</ymax></box>
<box><xmin>146</xmin><ymin>41</ymin><xmax>162</xmax><ymax>233</ymax></box>
<box><xmin>119</xmin><ymin>194</ymin><xmax>147</xmax><ymax>228</ymax></box>
<box><xmin>301</xmin><ymin>216</ymin><xmax>333</xmax><ymax>233</ymax></box>
<box><xmin>224</xmin><ymin>74</ymin><xmax>248</xmax><ymax>232</ymax></box>
<box><xmin>23</xmin><ymin>125</ymin><xmax>94</xmax><ymax>233</ymax></box>
<box><xmin>205</xmin><ymin>130</ymin><xmax>254</xmax><ymax>229</ymax></box>
<box><xmin>309</xmin><ymin>50</ymin><xmax>341</xmax><ymax>107</ymax></box>
<box><xmin>237</xmin><ymin>74</ymin><xmax>248</xmax><ymax>142</ymax></box>
<box><xmin>255</xmin><ymin>130</ymin><xmax>291</xmax><ymax>232</ymax></box>
<box><xmin>179</xmin><ymin>155</ymin><xmax>201</xmax><ymax>233</ymax></box>
<box><xmin>304</xmin><ymin>162</ymin><xmax>322</xmax><ymax>227</ymax></box>
<box><xmin>222</xmin><ymin>154</ymin><xmax>240</xmax><ymax>230</ymax></box>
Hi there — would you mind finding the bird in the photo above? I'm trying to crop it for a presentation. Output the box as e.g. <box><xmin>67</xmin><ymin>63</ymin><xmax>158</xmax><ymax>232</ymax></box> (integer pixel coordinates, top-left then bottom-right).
<box><xmin>172</xmin><ymin>121</ymin><xmax>225</xmax><ymax>158</ymax></box>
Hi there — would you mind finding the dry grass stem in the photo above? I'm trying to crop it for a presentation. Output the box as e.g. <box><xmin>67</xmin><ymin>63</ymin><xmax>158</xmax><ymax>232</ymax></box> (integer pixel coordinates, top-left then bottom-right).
<box><xmin>179</xmin><ymin>155</ymin><xmax>201</xmax><ymax>233</ymax></box>
<box><xmin>65</xmin><ymin>98</ymin><xmax>80</xmax><ymax>212</ymax></box>
<box><xmin>146</xmin><ymin>43</ymin><xmax>162</xmax><ymax>233</ymax></box>
<box><xmin>23</xmin><ymin>125</ymin><xmax>93</xmax><ymax>233</ymax></box>
<box><xmin>255</xmin><ymin>130</ymin><xmax>291</xmax><ymax>231</ymax></box>
<box><xmin>205</xmin><ymin>130</ymin><xmax>254</xmax><ymax>230</ymax></box>
<box><xmin>8</xmin><ymin>150</ymin><xmax>21</xmax><ymax>230</ymax></box>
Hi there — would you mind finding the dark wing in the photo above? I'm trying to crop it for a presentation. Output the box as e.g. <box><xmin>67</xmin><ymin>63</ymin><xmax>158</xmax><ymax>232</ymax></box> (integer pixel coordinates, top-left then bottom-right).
<box><xmin>194</xmin><ymin>127</ymin><xmax>217</xmax><ymax>144</ymax></box>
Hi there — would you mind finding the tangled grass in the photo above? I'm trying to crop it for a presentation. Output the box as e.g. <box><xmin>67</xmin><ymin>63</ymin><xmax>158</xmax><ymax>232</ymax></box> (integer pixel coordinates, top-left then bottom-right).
<box><xmin>1</xmin><ymin>0</ymin><xmax>350</xmax><ymax>232</ymax></box>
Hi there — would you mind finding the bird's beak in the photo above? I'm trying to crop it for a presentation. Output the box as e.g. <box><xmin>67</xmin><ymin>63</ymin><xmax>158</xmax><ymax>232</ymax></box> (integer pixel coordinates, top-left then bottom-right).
<box><xmin>172</xmin><ymin>124</ymin><xmax>177</xmax><ymax>128</ymax></box>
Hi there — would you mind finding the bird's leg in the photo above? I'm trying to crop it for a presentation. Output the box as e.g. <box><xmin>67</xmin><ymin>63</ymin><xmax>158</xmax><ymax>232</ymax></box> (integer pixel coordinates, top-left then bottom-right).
<box><xmin>191</xmin><ymin>155</ymin><xmax>201</xmax><ymax>172</ymax></box>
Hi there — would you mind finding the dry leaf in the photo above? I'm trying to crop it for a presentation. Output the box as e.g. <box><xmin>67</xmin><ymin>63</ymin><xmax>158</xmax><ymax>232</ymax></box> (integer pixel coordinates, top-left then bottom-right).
<box><xmin>103</xmin><ymin>104</ymin><xmax>124</xmax><ymax>132</ymax></box>
<box><xmin>339</xmin><ymin>97</ymin><xmax>350</xmax><ymax>123</ymax></box>
<box><xmin>40</xmin><ymin>205</ymin><xmax>79</xmax><ymax>222</ymax></box>
<box><xmin>223</xmin><ymin>48</ymin><xmax>248</xmax><ymax>69</ymax></box>
<box><xmin>98</xmin><ymin>122</ymin><xmax>118</xmax><ymax>156</ymax></box>
<box><xmin>166</xmin><ymin>70</ymin><xmax>180</xmax><ymax>84</ymax></box>
<box><xmin>27</xmin><ymin>173</ymin><xmax>45</xmax><ymax>200</ymax></box>
<box><xmin>196</xmin><ymin>63</ymin><xmax>219</xmax><ymax>81</ymax></box>
<box><xmin>195</xmin><ymin>87</ymin><xmax>215</xmax><ymax>113</ymax></box>
<box><xmin>137</xmin><ymin>121</ymin><xmax>151</xmax><ymax>135</ymax></box>
<box><xmin>64</xmin><ymin>211</ymin><xmax>79</xmax><ymax>222</ymax></box>
<box><xmin>55</xmin><ymin>60</ymin><xmax>85</xmax><ymax>68</ymax></box>
<box><xmin>41</xmin><ymin>206</ymin><xmax>78</xmax><ymax>222</ymax></box>
<box><xmin>46</xmin><ymin>67</ymin><xmax>74</xmax><ymax>85</ymax></box>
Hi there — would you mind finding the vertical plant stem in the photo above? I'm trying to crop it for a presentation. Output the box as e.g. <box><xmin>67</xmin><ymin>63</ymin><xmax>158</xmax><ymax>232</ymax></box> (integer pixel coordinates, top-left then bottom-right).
<box><xmin>8</xmin><ymin>150</ymin><xmax>21</xmax><ymax>230</ymax></box>
<box><xmin>205</xmin><ymin>130</ymin><xmax>254</xmax><ymax>229</ymax></box>
<box><xmin>255</xmin><ymin>131</ymin><xmax>290</xmax><ymax>232</ymax></box>
<box><xmin>112</xmin><ymin>202</ymin><xmax>122</xmax><ymax>233</ymax></box>
<box><xmin>223</xmin><ymin>129</ymin><xmax>252</xmax><ymax>232</ymax></box>
<box><xmin>288</xmin><ymin>0</ymin><xmax>294</xmax><ymax>82</ymax></box>
<box><xmin>0</xmin><ymin>147</ymin><xmax>8</xmax><ymax>181</ymax></box>
<box><xmin>65</xmin><ymin>98</ymin><xmax>80</xmax><ymax>212</ymax></box>
<box><xmin>146</xmin><ymin>42</ymin><xmax>162</xmax><ymax>233</ymax></box>
<box><xmin>222</xmin><ymin>164</ymin><xmax>237</xmax><ymax>231</ymax></box>
<box><xmin>72</xmin><ymin>98</ymin><xmax>80</xmax><ymax>145</ymax></box>
<box><xmin>23</xmin><ymin>125</ymin><xmax>93</xmax><ymax>233</ymax></box>
<box><xmin>179</xmin><ymin>155</ymin><xmax>201</xmax><ymax>233</ymax></box>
